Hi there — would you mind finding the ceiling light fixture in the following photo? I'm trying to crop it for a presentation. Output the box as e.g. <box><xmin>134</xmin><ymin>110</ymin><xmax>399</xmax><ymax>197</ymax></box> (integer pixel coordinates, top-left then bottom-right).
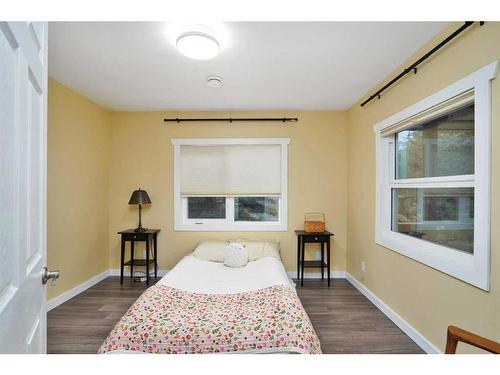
<box><xmin>176</xmin><ymin>31</ymin><xmax>219</xmax><ymax>60</ymax></box>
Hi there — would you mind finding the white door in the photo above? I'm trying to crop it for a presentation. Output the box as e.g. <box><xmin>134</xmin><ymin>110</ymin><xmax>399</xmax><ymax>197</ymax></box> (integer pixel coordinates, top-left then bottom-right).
<box><xmin>0</xmin><ymin>21</ymin><xmax>49</xmax><ymax>353</ymax></box>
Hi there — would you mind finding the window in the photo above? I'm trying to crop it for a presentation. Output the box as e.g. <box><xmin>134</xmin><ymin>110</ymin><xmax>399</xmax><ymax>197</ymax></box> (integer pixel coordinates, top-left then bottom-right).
<box><xmin>187</xmin><ymin>197</ymin><xmax>226</xmax><ymax>219</ymax></box>
<box><xmin>392</xmin><ymin>188</ymin><xmax>473</xmax><ymax>253</ymax></box>
<box><xmin>235</xmin><ymin>196</ymin><xmax>279</xmax><ymax>222</ymax></box>
<box><xmin>395</xmin><ymin>104</ymin><xmax>475</xmax><ymax>179</ymax></box>
<box><xmin>172</xmin><ymin>138</ymin><xmax>289</xmax><ymax>231</ymax></box>
<box><xmin>423</xmin><ymin>196</ymin><xmax>459</xmax><ymax>222</ymax></box>
<box><xmin>374</xmin><ymin>61</ymin><xmax>498</xmax><ymax>291</ymax></box>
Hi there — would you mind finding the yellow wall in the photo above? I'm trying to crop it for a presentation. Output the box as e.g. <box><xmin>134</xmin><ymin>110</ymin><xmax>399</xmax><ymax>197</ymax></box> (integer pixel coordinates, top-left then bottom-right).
<box><xmin>108</xmin><ymin>111</ymin><xmax>348</xmax><ymax>273</ymax></box>
<box><xmin>47</xmin><ymin>79</ymin><xmax>111</xmax><ymax>300</ymax></box>
<box><xmin>47</xmin><ymin>83</ymin><xmax>348</xmax><ymax>298</ymax></box>
<box><xmin>346</xmin><ymin>22</ymin><xmax>500</xmax><ymax>352</ymax></box>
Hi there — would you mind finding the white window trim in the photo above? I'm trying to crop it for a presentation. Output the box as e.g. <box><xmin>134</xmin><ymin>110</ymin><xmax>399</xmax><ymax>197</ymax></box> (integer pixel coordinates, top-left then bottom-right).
<box><xmin>373</xmin><ymin>61</ymin><xmax>498</xmax><ymax>291</ymax></box>
<box><xmin>172</xmin><ymin>138</ymin><xmax>289</xmax><ymax>231</ymax></box>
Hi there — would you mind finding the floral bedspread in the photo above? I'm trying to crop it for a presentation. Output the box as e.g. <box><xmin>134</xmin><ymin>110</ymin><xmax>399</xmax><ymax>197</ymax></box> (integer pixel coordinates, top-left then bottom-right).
<box><xmin>98</xmin><ymin>284</ymin><xmax>321</xmax><ymax>354</ymax></box>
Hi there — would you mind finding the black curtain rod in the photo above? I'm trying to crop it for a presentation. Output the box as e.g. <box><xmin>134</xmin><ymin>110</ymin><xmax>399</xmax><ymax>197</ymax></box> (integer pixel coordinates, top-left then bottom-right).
<box><xmin>360</xmin><ymin>21</ymin><xmax>483</xmax><ymax>107</ymax></box>
<box><xmin>164</xmin><ymin>117</ymin><xmax>298</xmax><ymax>123</ymax></box>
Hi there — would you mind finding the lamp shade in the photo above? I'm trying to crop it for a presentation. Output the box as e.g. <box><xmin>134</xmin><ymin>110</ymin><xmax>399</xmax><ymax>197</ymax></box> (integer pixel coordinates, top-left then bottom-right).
<box><xmin>128</xmin><ymin>189</ymin><xmax>151</xmax><ymax>205</ymax></box>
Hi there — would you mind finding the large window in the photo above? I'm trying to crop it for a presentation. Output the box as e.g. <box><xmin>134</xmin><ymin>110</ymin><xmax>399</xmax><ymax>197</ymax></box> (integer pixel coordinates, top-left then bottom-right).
<box><xmin>374</xmin><ymin>62</ymin><xmax>497</xmax><ymax>291</ymax></box>
<box><xmin>172</xmin><ymin>138</ymin><xmax>289</xmax><ymax>231</ymax></box>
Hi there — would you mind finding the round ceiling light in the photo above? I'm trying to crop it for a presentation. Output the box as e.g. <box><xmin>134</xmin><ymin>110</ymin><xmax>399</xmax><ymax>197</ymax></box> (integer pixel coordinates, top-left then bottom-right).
<box><xmin>176</xmin><ymin>31</ymin><xmax>219</xmax><ymax>60</ymax></box>
<box><xmin>207</xmin><ymin>76</ymin><xmax>223</xmax><ymax>88</ymax></box>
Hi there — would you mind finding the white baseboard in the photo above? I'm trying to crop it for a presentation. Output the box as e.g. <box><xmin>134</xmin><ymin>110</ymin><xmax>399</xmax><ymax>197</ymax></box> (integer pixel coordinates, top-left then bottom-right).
<box><xmin>46</xmin><ymin>269</ymin><xmax>110</xmax><ymax>311</ymax></box>
<box><xmin>286</xmin><ymin>271</ymin><xmax>346</xmax><ymax>279</ymax></box>
<box><xmin>345</xmin><ymin>272</ymin><xmax>441</xmax><ymax>354</ymax></box>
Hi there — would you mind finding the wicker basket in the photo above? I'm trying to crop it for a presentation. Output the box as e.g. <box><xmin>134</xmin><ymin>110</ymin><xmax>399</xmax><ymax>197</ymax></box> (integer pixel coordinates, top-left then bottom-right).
<box><xmin>304</xmin><ymin>212</ymin><xmax>326</xmax><ymax>233</ymax></box>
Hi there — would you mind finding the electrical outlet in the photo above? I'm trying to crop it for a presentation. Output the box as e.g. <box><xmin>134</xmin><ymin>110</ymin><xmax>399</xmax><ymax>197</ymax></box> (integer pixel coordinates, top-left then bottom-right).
<box><xmin>360</xmin><ymin>261</ymin><xmax>366</xmax><ymax>273</ymax></box>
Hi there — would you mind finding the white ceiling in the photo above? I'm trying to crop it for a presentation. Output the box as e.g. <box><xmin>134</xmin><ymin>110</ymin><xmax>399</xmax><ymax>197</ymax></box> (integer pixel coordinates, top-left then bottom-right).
<box><xmin>48</xmin><ymin>22</ymin><xmax>448</xmax><ymax>111</ymax></box>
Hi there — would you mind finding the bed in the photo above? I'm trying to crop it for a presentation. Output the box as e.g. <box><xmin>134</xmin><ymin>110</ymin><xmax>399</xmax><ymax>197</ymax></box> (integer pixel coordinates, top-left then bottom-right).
<box><xmin>98</xmin><ymin>241</ymin><xmax>321</xmax><ymax>354</ymax></box>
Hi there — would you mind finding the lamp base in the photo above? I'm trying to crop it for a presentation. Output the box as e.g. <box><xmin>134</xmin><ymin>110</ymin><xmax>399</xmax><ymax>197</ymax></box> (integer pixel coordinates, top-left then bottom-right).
<box><xmin>134</xmin><ymin>227</ymin><xmax>147</xmax><ymax>233</ymax></box>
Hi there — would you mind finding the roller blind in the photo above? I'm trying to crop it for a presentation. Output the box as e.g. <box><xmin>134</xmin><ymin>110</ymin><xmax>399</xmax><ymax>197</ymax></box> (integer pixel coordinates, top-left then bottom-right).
<box><xmin>380</xmin><ymin>90</ymin><xmax>474</xmax><ymax>137</ymax></box>
<box><xmin>180</xmin><ymin>144</ymin><xmax>282</xmax><ymax>196</ymax></box>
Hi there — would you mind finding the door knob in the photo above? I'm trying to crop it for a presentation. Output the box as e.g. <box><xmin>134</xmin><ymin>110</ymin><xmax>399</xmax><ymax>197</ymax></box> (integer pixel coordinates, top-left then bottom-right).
<box><xmin>42</xmin><ymin>267</ymin><xmax>60</xmax><ymax>285</ymax></box>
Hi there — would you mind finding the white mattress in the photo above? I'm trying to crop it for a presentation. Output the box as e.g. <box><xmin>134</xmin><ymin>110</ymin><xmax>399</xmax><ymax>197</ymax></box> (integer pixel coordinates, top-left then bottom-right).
<box><xmin>157</xmin><ymin>255</ymin><xmax>295</xmax><ymax>294</ymax></box>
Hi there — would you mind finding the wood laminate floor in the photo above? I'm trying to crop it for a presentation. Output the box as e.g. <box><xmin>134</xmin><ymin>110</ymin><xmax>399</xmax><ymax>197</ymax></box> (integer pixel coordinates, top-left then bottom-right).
<box><xmin>47</xmin><ymin>277</ymin><xmax>424</xmax><ymax>354</ymax></box>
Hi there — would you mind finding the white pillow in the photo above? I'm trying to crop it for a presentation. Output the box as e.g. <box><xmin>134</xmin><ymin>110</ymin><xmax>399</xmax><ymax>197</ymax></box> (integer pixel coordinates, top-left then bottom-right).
<box><xmin>262</xmin><ymin>240</ymin><xmax>281</xmax><ymax>259</ymax></box>
<box><xmin>224</xmin><ymin>242</ymin><xmax>249</xmax><ymax>267</ymax></box>
<box><xmin>233</xmin><ymin>239</ymin><xmax>281</xmax><ymax>261</ymax></box>
<box><xmin>191</xmin><ymin>240</ymin><xmax>229</xmax><ymax>262</ymax></box>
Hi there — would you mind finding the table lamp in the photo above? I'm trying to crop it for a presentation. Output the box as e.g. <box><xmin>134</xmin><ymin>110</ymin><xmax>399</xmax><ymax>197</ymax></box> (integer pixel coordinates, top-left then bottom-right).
<box><xmin>128</xmin><ymin>188</ymin><xmax>151</xmax><ymax>232</ymax></box>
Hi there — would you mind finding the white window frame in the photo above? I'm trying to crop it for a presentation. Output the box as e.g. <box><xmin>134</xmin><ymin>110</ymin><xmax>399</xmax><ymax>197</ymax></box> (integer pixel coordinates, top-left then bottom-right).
<box><xmin>374</xmin><ymin>61</ymin><xmax>498</xmax><ymax>291</ymax></box>
<box><xmin>172</xmin><ymin>138</ymin><xmax>289</xmax><ymax>231</ymax></box>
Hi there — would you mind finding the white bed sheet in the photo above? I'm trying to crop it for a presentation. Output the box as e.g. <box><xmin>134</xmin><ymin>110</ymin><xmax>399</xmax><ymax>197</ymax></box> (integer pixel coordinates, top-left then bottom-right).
<box><xmin>157</xmin><ymin>255</ymin><xmax>295</xmax><ymax>294</ymax></box>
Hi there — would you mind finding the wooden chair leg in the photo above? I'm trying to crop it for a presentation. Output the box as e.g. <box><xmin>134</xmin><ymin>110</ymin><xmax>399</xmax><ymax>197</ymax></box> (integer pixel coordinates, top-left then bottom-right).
<box><xmin>445</xmin><ymin>329</ymin><xmax>458</xmax><ymax>354</ymax></box>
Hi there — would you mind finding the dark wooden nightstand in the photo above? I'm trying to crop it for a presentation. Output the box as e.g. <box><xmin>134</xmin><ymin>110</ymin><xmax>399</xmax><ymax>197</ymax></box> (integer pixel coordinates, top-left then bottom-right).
<box><xmin>295</xmin><ymin>230</ymin><xmax>334</xmax><ymax>287</ymax></box>
<box><xmin>118</xmin><ymin>229</ymin><xmax>160</xmax><ymax>285</ymax></box>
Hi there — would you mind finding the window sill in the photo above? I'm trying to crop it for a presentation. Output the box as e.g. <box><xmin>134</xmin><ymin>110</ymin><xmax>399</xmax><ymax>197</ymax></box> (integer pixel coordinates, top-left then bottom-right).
<box><xmin>174</xmin><ymin>223</ymin><xmax>288</xmax><ymax>232</ymax></box>
<box><xmin>376</xmin><ymin>230</ymin><xmax>488</xmax><ymax>291</ymax></box>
